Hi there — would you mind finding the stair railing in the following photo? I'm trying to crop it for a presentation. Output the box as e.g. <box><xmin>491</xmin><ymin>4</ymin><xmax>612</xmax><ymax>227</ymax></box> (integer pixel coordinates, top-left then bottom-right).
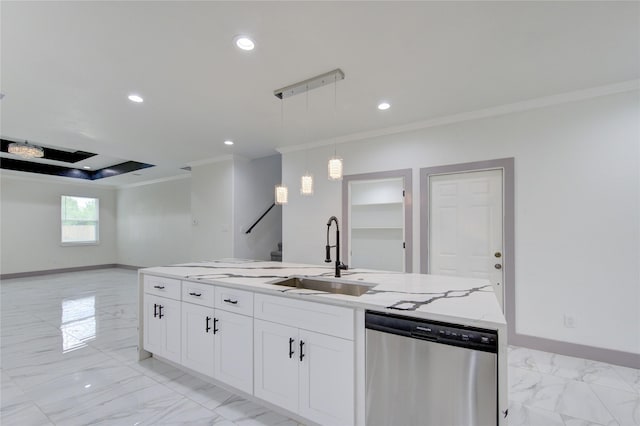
<box><xmin>245</xmin><ymin>202</ymin><xmax>276</xmax><ymax>234</ymax></box>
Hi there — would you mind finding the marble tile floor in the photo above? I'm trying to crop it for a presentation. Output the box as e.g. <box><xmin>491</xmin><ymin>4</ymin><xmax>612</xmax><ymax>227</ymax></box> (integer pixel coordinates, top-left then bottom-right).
<box><xmin>1</xmin><ymin>268</ymin><xmax>638</xmax><ymax>426</ymax></box>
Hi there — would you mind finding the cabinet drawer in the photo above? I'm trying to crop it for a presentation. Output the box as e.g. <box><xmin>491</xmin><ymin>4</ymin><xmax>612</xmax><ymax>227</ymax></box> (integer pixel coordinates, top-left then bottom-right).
<box><xmin>215</xmin><ymin>287</ymin><xmax>253</xmax><ymax>316</ymax></box>
<box><xmin>254</xmin><ymin>294</ymin><xmax>354</xmax><ymax>340</ymax></box>
<box><xmin>144</xmin><ymin>275</ymin><xmax>181</xmax><ymax>300</ymax></box>
<box><xmin>182</xmin><ymin>281</ymin><xmax>215</xmax><ymax>307</ymax></box>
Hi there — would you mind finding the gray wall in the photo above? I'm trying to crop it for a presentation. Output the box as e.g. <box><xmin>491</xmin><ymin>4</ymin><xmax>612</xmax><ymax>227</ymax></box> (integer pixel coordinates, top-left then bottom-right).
<box><xmin>116</xmin><ymin>177</ymin><xmax>192</xmax><ymax>267</ymax></box>
<box><xmin>0</xmin><ymin>174</ymin><xmax>117</xmax><ymax>274</ymax></box>
<box><xmin>282</xmin><ymin>90</ymin><xmax>640</xmax><ymax>355</ymax></box>
<box><xmin>233</xmin><ymin>155</ymin><xmax>282</xmax><ymax>260</ymax></box>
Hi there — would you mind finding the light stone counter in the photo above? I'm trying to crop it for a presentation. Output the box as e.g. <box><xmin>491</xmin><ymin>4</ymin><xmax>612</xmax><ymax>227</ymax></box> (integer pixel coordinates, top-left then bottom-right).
<box><xmin>141</xmin><ymin>258</ymin><xmax>506</xmax><ymax>330</ymax></box>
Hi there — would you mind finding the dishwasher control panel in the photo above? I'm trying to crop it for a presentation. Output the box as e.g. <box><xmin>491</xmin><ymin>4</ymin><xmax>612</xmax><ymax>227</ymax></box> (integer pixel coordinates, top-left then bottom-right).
<box><xmin>365</xmin><ymin>311</ymin><xmax>498</xmax><ymax>353</ymax></box>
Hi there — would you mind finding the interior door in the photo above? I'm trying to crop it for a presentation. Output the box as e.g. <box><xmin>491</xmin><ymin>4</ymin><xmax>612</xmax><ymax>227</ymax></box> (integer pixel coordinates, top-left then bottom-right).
<box><xmin>429</xmin><ymin>170</ymin><xmax>504</xmax><ymax>308</ymax></box>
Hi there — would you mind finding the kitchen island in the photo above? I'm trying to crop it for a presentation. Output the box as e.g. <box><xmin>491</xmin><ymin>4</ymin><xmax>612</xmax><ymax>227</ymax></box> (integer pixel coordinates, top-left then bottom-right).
<box><xmin>139</xmin><ymin>259</ymin><xmax>507</xmax><ymax>425</ymax></box>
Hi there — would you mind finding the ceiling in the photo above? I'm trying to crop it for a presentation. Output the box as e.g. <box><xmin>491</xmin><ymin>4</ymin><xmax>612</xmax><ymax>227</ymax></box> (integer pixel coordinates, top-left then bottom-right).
<box><xmin>1</xmin><ymin>1</ymin><xmax>638</xmax><ymax>186</ymax></box>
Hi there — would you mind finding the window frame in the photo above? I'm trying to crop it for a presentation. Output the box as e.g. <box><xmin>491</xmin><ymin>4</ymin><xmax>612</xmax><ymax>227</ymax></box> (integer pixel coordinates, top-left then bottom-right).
<box><xmin>60</xmin><ymin>195</ymin><xmax>100</xmax><ymax>246</ymax></box>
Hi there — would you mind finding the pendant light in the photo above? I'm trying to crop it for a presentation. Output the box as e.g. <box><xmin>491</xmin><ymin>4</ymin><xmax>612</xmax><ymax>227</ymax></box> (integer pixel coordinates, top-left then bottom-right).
<box><xmin>275</xmin><ymin>93</ymin><xmax>289</xmax><ymax>205</ymax></box>
<box><xmin>275</xmin><ymin>184</ymin><xmax>288</xmax><ymax>205</ymax></box>
<box><xmin>300</xmin><ymin>85</ymin><xmax>314</xmax><ymax>195</ymax></box>
<box><xmin>300</xmin><ymin>173</ymin><xmax>313</xmax><ymax>195</ymax></box>
<box><xmin>272</xmin><ymin>69</ymin><xmax>346</xmax><ymax>189</ymax></box>
<box><xmin>327</xmin><ymin>74</ymin><xmax>343</xmax><ymax>180</ymax></box>
<box><xmin>328</xmin><ymin>154</ymin><xmax>343</xmax><ymax>180</ymax></box>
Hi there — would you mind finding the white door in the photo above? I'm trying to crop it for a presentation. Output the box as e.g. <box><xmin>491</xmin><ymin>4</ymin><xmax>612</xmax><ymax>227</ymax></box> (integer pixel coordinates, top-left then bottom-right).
<box><xmin>298</xmin><ymin>329</ymin><xmax>354</xmax><ymax>426</ymax></box>
<box><xmin>181</xmin><ymin>302</ymin><xmax>214</xmax><ymax>376</ymax></box>
<box><xmin>429</xmin><ymin>170</ymin><xmax>504</xmax><ymax>308</ymax></box>
<box><xmin>254</xmin><ymin>319</ymin><xmax>299</xmax><ymax>413</ymax></box>
<box><xmin>214</xmin><ymin>309</ymin><xmax>253</xmax><ymax>394</ymax></box>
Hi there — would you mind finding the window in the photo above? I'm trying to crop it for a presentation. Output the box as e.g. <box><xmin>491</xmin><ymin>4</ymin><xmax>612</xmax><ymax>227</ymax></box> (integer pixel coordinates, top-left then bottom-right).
<box><xmin>61</xmin><ymin>196</ymin><xmax>99</xmax><ymax>244</ymax></box>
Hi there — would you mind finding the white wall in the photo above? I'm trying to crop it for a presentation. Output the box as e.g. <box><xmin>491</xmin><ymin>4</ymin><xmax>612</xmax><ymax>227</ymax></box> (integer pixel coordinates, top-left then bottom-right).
<box><xmin>116</xmin><ymin>177</ymin><xmax>191</xmax><ymax>267</ymax></box>
<box><xmin>190</xmin><ymin>159</ymin><xmax>234</xmax><ymax>260</ymax></box>
<box><xmin>0</xmin><ymin>173</ymin><xmax>117</xmax><ymax>274</ymax></box>
<box><xmin>282</xmin><ymin>90</ymin><xmax>640</xmax><ymax>354</ymax></box>
<box><xmin>233</xmin><ymin>155</ymin><xmax>282</xmax><ymax>260</ymax></box>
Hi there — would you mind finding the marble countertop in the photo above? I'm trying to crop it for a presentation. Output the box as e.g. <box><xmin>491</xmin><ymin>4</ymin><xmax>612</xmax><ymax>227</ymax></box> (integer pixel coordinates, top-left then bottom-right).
<box><xmin>141</xmin><ymin>259</ymin><xmax>506</xmax><ymax>330</ymax></box>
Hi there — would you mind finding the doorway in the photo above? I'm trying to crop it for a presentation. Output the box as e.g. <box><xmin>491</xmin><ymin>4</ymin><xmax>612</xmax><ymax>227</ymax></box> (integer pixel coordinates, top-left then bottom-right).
<box><xmin>342</xmin><ymin>169</ymin><xmax>413</xmax><ymax>273</ymax></box>
<box><xmin>420</xmin><ymin>158</ymin><xmax>514</xmax><ymax>313</ymax></box>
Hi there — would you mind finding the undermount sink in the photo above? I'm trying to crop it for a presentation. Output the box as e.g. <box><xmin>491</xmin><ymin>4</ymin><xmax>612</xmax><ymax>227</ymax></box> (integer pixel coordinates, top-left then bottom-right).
<box><xmin>272</xmin><ymin>277</ymin><xmax>375</xmax><ymax>297</ymax></box>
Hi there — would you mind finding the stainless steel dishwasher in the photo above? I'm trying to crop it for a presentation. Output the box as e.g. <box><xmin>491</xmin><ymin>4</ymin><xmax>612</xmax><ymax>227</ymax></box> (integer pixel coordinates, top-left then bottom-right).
<box><xmin>365</xmin><ymin>311</ymin><xmax>498</xmax><ymax>426</ymax></box>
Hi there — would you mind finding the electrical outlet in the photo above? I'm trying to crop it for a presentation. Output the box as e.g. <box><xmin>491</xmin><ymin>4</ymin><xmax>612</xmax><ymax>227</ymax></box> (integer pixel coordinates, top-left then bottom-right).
<box><xmin>563</xmin><ymin>314</ymin><xmax>576</xmax><ymax>328</ymax></box>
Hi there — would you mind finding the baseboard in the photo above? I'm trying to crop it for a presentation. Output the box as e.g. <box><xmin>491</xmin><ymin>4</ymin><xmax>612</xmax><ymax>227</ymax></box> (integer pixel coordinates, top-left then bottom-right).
<box><xmin>510</xmin><ymin>332</ymin><xmax>640</xmax><ymax>369</ymax></box>
<box><xmin>0</xmin><ymin>264</ymin><xmax>141</xmax><ymax>280</ymax></box>
<box><xmin>115</xmin><ymin>264</ymin><xmax>142</xmax><ymax>271</ymax></box>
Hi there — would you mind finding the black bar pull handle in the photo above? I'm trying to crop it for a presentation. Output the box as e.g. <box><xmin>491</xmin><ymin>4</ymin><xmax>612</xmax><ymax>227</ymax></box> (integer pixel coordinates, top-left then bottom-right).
<box><xmin>223</xmin><ymin>298</ymin><xmax>238</xmax><ymax>305</ymax></box>
<box><xmin>299</xmin><ymin>340</ymin><xmax>305</xmax><ymax>361</ymax></box>
<box><xmin>213</xmin><ymin>318</ymin><xmax>219</xmax><ymax>334</ymax></box>
<box><xmin>189</xmin><ymin>292</ymin><xmax>202</xmax><ymax>297</ymax></box>
<box><xmin>206</xmin><ymin>316</ymin><xmax>211</xmax><ymax>333</ymax></box>
<box><xmin>289</xmin><ymin>338</ymin><xmax>295</xmax><ymax>358</ymax></box>
<box><xmin>153</xmin><ymin>285</ymin><xmax>165</xmax><ymax>289</ymax></box>
<box><xmin>153</xmin><ymin>303</ymin><xmax>158</xmax><ymax>318</ymax></box>
<box><xmin>158</xmin><ymin>305</ymin><xmax>164</xmax><ymax>319</ymax></box>
<box><xmin>246</xmin><ymin>202</ymin><xmax>276</xmax><ymax>234</ymax></box>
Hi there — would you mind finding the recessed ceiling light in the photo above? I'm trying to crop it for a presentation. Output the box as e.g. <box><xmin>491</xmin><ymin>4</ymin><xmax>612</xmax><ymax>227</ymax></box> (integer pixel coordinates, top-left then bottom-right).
<box><xmin>128</xmin><ymin>94</ymin><xmax>144</xmax><ymax>103</ymax></box>
<box><xmin>377</xmin><ymin>102</ymin><xmax>391</xmax><ymax>111</ymax></box>
<box><xmin>234</xmin><ymin>36</ymin><xmax>255</xmax><ymax>51</ymax></box>
<box><xmin>224</xmin><ymin>140</ymin><xmax>234</xmax><ymax>146</ymax></box>
<box><xmin>83</xmin><ymin>166</ymin><xmax>91</xmax><ymax>170</ymax></box>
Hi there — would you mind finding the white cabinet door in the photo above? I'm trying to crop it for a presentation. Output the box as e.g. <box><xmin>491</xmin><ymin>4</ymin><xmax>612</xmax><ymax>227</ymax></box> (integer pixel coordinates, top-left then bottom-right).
<box><xmin>144</xmin><ymin>294</ymin><xmax>181</xmax><ymax>364</ymax></box>
<box><xmin>159</xmin><ymin>297</ymin><xmax>181</xmax><ymax>363</ymax></box>
<box><xmin>254</xmin><ymin>319</ymin><xmax>299</xmax><ymax>413</ymax></box>
<box><xmin>214</xmin><ymin>309</ymin><xmax>253</xmax><ymax>394</ymax></box>
<box><xmin>143</xmin><ymin>294</ymin><xmax>163</xmax><ymax>355</ymax></box>
<box><xmin>181</xmin><ymin>302</ymin><xmax>214</xmax><ymax>377</ymax></box>
<box><xmin>298</xmin><ymin>329</ymin><xmax>355</xmax><ymax>425</ymax></box>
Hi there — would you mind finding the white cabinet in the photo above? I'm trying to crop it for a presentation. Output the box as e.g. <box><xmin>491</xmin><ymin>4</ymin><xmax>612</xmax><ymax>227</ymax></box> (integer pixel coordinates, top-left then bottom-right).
<box><xmin>180</xmin><ymin>287</ymin><xmax>254</xmax><ymax>394</ymax></box>
<box><xmin>181</xmin><ymin>302</ymin><xmax>215</xmax><ymax>377</ymax></box>
<box><xmin>142</xmin><ymin>274</ymin><xmax>356</xmax><ymax>425</ymax></box>
<box><xmin>298</xmin><ymin>329</ymin><xmax>354</xmax><ymax>425</ymax></box>
<box><xmin>254</xmin><ymin>319</ymin><xmax>299</xmax><ymax>413</ymax></box>
<box><xmin>254</xmin><ymin>295</ymin><xmax>355</xmax><ymax>426</ymax></box>
<box><xmin>143</xmin><ymin>294</ymin><xmax>181</xmax><ymax>364</ymax></box>
<box><xmin>214</xmin><ymin>309</ymin><xmax>253</xmax><ymax>394</ymax></box>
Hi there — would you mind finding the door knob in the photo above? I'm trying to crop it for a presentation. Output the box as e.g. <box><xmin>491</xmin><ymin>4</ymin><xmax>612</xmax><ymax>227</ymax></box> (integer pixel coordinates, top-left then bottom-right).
<box><xmin>494</xmin><ymin>264</ymin><xmax>502</xmax><ymax>270</ymax></box>
<box><xmin>494</xmin><ymin>252</ymin><xmax>502</xmax><ymax>258</ymax></box>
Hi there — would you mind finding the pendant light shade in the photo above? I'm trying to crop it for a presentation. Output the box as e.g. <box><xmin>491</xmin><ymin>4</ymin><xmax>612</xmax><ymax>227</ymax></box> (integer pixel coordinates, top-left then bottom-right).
<box><xmin>300</xmin><ymin>173</ymin><xmax>314</xmax><ymax>195</ymax></box>
<box><xmin>328</xmin><ymin>156</ymin><xmax>343</xmax><ymax>181</ymax></box>
<box><xmin>275</xmin><ymin>184</ymin><xmax>288</xmax><ymax>205</ymax></box>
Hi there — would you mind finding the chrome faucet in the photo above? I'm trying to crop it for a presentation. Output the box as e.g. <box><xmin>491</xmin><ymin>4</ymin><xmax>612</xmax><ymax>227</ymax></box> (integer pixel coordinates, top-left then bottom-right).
<box><xmin>325</xmin><ymin>216</ymin><xmax>348</xmax><ymax>277</ymax></box>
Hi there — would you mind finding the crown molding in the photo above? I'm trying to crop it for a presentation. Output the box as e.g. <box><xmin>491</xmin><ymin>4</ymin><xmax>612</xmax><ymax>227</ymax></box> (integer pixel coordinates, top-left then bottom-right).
<box><xmin>0</xmin><ymin>169</ymin><xmax>117</xmax><ymax>189</ymax></box>
<box><xmin>117</xmin><ymin>173</ymin><xmax>191</xmax><ymax>189</ymax></box>
<box><xmin>276</xmin><ymin>79</ymin><xmax>640</xmax><ymax>154</ymax></box>
<box><xmin>187</xmin><ymin>154</ymin><xmax>234</xmax><ymax>167</ymax></box>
